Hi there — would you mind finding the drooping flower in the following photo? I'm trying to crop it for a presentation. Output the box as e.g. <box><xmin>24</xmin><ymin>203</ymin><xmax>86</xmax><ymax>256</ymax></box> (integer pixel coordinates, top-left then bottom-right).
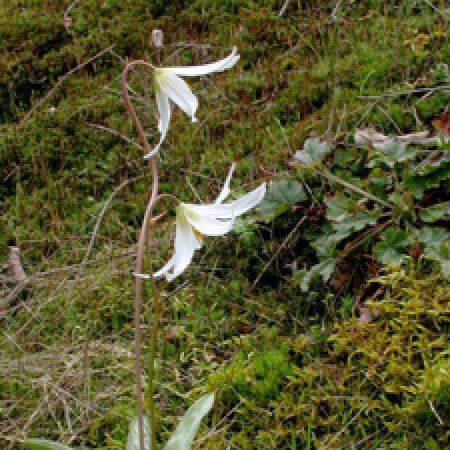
<box><xmin>135</xmin><ymin>164</ymin><xmax>266</xmax><ymax>281</ymax></box>
<box><xmin>146</xmin><ymin>47</ymin><xmax>240</xmax><ymax>158</ymax></box>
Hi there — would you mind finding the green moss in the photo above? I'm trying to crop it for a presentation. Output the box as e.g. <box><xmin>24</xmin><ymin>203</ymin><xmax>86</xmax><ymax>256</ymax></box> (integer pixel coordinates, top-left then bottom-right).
<box><xmin>1</xmin><ymin>1</ymin><xmax>449</xmax><ymax>448</ymax></box>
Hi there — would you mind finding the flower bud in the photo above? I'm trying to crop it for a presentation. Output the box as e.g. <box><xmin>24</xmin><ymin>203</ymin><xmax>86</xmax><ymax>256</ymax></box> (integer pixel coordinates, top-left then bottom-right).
<box><xmin>151</xmin><ymin>29</ymin><xmax>163</xmax><ymax>47</ymax></box>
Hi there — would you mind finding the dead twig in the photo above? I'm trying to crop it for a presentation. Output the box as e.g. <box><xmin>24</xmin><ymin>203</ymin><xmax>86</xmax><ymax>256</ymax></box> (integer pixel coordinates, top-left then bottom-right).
<box><xmin>86</xmin><ymin>123</ymin><xmax>144</xmax><ymax>152</ymax></box>
<box><xmin>78</xmin><ymin>177</ymin><xmax>140</xmax><ymax>277</ymax></box>
<box><xmin>323</xmin><ymin>402</ymin><xmax>368</xmax><ymax>448</ymax></box>
<box><xmin>252</xmin><ymin>214</ymin><xmax>308</xmax><ymax>289</ymax></box>
<box><xmin>422</xmin><ymin>0</ymin><xmax>449</xmax><ymax>21</ymax></box>
<box><xmin>277</xmin><ymin>0</ymin><xmax>290</xmax><ymax>17</ymax></box>
<box><xmin>356</xmin><ymin>85</ymin><xmax>450</xmax><ymax>100</ymax></box>
<box><xmin>19</xmin><ymin>46</ymin><xmax>115</xmax><ymax>127</ymax></box>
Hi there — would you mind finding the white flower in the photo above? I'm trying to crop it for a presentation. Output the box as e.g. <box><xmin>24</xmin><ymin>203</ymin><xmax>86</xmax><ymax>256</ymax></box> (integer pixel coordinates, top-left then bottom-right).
<box><xmin>146</xmin><ymin>47</ymin><xmax>240</xmax><ymax>158</ymax></box>
<box><xmin>135</xmin><ymin>164</ymin><xmax>266</xmax><ymax>281</ymax></box>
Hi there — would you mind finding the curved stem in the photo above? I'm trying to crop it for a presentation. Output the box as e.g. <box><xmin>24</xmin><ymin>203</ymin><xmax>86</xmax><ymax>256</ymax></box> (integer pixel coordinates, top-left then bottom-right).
<box><xmin>121</xmin><ymin>59</ymin><xmax>158</xmax><ymax>450</ymax></box>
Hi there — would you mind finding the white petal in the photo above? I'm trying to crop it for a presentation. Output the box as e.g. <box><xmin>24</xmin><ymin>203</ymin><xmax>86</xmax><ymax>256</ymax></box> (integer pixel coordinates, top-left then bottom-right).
<box><xmin>185</xmin><ymin>203</ymin><xmax>234</xmax><ymax>219</ymax></box>
<box><xmin>144</xmin><ymin>87</ymin><xmax>171</xmax><ymax>159</ymax></box>
<box><xmin>167</xmin><ymin>217</ymin><xmax>199</xmax><ymax>280</ymax></box>
<box><xmin>162</xmin><ymin>47</ymin><xmax>239</xmax><ymax>77</ymax></box>
<box><xmin>153</xmin><ymin>255</ymin><xmax>176</xmax><ymax>279</ymax></box>
<box><xmin>186</xmin><ymin>183</ymin><xmax>266</xmax><ymax>219</ymax></box>
<box><xmin>184</xmin><ymin>212</ymin><xmax>234</xmax><ymax>236</ymax></box>
<box><xmin>156</xmin><ymin>87</ymin><xmax>171</xmax><ymax>134</ymax></box>
<box><xmin>215</xmin><ymin>163</ymin><xmax>236</xmax><ymax>204</ymax></box>
<box><xmin>228</xmin><ymin>183</ymin><xmax>266</xmax><ymax>216</ymax></box>
<box><xmin>156</xmin><ymin>71</ymin><xmax>198</xmax><ymax>121</ymax></box>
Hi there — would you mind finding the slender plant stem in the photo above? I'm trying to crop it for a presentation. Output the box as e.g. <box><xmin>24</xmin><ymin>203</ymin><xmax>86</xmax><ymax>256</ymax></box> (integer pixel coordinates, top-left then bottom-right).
<box><xmin>146</xmin><ymin>227</ymin><xmax>160</xmax><ymax>449</ymax></box>
<box><xmin>121</xmin><ymin>59</ymin><xmax>159</xmax><ymax>450</ymax></box>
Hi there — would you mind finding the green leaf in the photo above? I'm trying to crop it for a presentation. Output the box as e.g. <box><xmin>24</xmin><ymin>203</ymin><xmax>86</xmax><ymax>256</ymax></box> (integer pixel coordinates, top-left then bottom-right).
<box><xmin>233</xmin><ymin>217</ymin><xmax>257</xmax><ymax>246</ymax></box>
<box><xmin>126</xmin><ymin>416</ymin><xmax>151</xmax><ymax>450</ymax></box>
<box><xmin>403</xmin><ymin>157</ymin><xmax>450</xmax><ymax>199</ymax></box>
<box><xmin>331</xmin><ymin>210</ymin><xmax>379</xmax><ymax>235</ymax></box>
<box><xmin>293</xmin><ymin>138</ymin><xmax>332</xmax><ymax>167</ymax></box>
<box><xmin>388</xmin><ymin>192</ymin><xmax>413</xmax><ymax>213</ymax></box>
<box><xmin>424</xmin><ymin>241</ymin><xmax>450</xmax><ymax>276</ymax></box>
<box><xmin>415</xmin><ymin>227</ymin><xmax>449</xmax><ymax>248</ymax></box>
<box><xmin>258</xmin><ymin>179</ymin><xmax>306</xmax><ymax>219</ymax></box>
<box><xmin>373</xmin><ymin>228</ymin><xmax>409</xmax><ymax>265</ymax></box>
<box><xmin>312</xmin><ymin>230</ymin><xmax>349</xmax><ymax>257</ymax></box>
<box><xmin>21</xmin><ymin>439</ymin><xmax>74</xmax><ymax>450</ymax></box>
<box><xmin>414</xmin><ymin>226</ymin><xmax>450</xmax><ymax>275</ymax></box>
<box><xmin>324</xmin><ymin>193</ymin><xmax>357</xmax><ymax>222</ymax></box>
<box><xmin>293</xmin><ymin>258</ymin><xmax>335</xmax><ymax>292</ymax></box>
<box><xmin>367</xmin><ymin>139</ymin><xmax>417</xmax><ymax>168</ymax></box>
<box><xmin>163</xmin><ymin>393</ymin><xmax>215</xmax><ymax>450</ymax></box>
<box><xmin>420</xmin><ymin>202</ymin><xmax>450</xmax><ymax>223</ymax></box>
<box><xmin>312</xmin><ymin>210</ymin><xmax>380</xmax><ymax>258</ymax></box>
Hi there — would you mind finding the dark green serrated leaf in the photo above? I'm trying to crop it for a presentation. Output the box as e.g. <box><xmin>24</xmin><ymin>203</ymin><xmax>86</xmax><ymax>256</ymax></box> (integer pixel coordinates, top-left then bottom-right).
<box><xmin>293</xmin><ymin>258</ymin><xmax>335</xmax><ymax>292</ymax></box>
<box><xmin>324</xmin><ymin>193</ymin><xmax>358</xmax><ymax>222</ymax></box>
<box><xmin>312</xmin><ymin>230</ymin><xmax>349</xmax><ymax>257</ymax></box>
<box><xmin>367</xmin><ymin>140</ymin><xmax>417</xmax><ymax>168</ymax></box>
<box><xmin>331</xmin><ymin>210</ymin><xmax>379</xmax><ymax>235</ymax></box>
<box><xmin>424</xmin><ymin>241</ymin><xmax>450</xmax><ymax>276</ymax></box>
<box><xmin>419</xmin><ymin>202</ymin><xmax>450</xmax><ymax>222</ymax></box>
<box><xmin>293</xmin><ymin>138</ymin><xmax>332</xmax><ymax>167</ymax></box>
<box><xmin>373</xmin><ymin>228</ymin><xmax>409</xmax><ymax>265</ymax></box>
<box><xmin>258</xmin><ymin>179</ymin><xmax>306</xmax><ymax>219</ymax></box>
<box><xmin>312</xmin><ymin>210</ymin><xmax>380</xmax><ymax>258</ymax></box>
<box><xmin>415</xmin><ymin>227</ymin><xmax>449</xmax><ymax>248</ymax></box>
<box><xmin>403</xmin><ymin>159</ymin><xmax>450</xmax><ymax>199</ymax></box>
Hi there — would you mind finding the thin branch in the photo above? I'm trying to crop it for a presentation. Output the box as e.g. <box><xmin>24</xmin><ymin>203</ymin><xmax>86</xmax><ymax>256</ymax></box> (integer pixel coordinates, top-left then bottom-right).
<box><xmin>356</xmin><ymin>85</ymin><xmax>450</xmax><ymax>100</ymax></box>
<box><xmin>317</xmin><ymin>168</ymin><xmax>393</xmax><ymax>208</ymax></box>
<box><xmin>331</xmin><ymin>0</ymin><xmax>345</xmax><ymax>20</ymax></box>
<box><xmin>63</xmin><ymin>0</ymin><xmax>79</xmax><ymax>18</ymax></box>
<box><xmin>86</xmin><ymin>123</ymin><xmax>144</xmax><ymax>151</ymax></box>
<box><xmin>422</xmin><ymin>0</ymin><xmax>449</xmax><ymax>21</ymax></box>
<box><xmin>78</xmin><ymin>177</ymin><xmax>139</xmax><ymax>275</ymax></box>
<box><xmin>19</xmin><ymin>45</ymin><xmax>115</xmax><ymax>126</ymax></box>
<box><xmin>412</xmin><ymin>381</ymin><xmax>444</xmax><ymax>425</ymax></box>
<box><xmin>412</xmin><ymin>149</ymin><xmax>442</xmax><ymax>174</ymax></box>
<box><xmin>324</xmin><ymin>402</ymin><xmax>368</xmax><ymax>448</ymax></box>
<box><xmin>3</xmin><ymin>163</ymin><xmax>19</xmax><ymax>182</ymax></box>
<box><xmin>252</xmin><ymin>215</ymin><xmax>308</xmax><ymax>289</ymax></box>
<box><xmin>277</xmin><ymin>0</ymin><xmax>290</xmax><ymax>17</ymax></box>
<box><xmin>186</xmin><ymin>178</ymin><xmax>203</xmax><ymax>203</ymax></box>
<box><xmin>376</xmin><ymin>105</ymin><xmax>402</xmax><ymax>134</ymax></box>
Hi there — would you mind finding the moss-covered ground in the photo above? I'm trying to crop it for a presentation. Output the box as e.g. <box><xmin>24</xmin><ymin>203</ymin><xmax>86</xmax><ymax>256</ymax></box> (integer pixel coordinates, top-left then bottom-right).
<box><xmin>1</xmin><ymin>1</ymin><xmax>449</xmax><ymax>448</ymax></box>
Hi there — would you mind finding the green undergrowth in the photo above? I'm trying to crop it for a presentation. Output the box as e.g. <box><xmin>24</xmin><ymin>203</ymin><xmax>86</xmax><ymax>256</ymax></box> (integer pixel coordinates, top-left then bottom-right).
<box><xmin>200</xmin><ymin>266</ymin><xmax>450</xmax><ymax>448</ymax></box>
<box><xmin>1</xmin><ymin>0</ymin><xmax>450</xmax><ymax>449</ymax></box>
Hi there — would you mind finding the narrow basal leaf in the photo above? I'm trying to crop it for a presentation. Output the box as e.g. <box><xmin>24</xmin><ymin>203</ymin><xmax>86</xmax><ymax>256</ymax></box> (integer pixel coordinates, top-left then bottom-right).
<box><xmin>126</xmin><ymin>416</ymin><xmax>151</xmax><ymax>450</ymax></box>
<box><xmin>21</xmin><ymin>439</ymin><xmax>73</xmax><ymax>450</ymax></box>
<box><xmin>163</xmin><ymin>393</ymin><xmax>214</xmax><ymax>450</ymax></box>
